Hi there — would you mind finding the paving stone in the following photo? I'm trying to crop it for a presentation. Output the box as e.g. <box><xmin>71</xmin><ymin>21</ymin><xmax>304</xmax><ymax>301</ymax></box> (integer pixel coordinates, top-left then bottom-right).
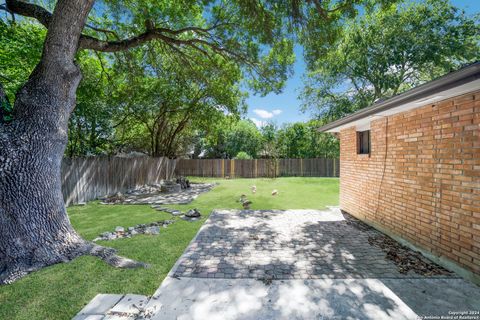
<box><xmin>171</xmin><ymin>209</ymin><xmax>456</xmax><ymax>281</ymax></box>
<box><xmin>72</xmin><ymin>315</ymin><xmax>105</xmax><ymax>320</ymax></box>
<box><xmin>73</xmin><ymin>294</ymin><xmax>124</xmax><ymax>318</ymax></box>
<box><xmin>109</xmin><ymin>294</ymin><xmax>148</xmax><ymax>315</ymax></box>
<box><xmin>103</xmin><ymin>315</ymin><xmax>136</xmax><ymax>320</ymax></box>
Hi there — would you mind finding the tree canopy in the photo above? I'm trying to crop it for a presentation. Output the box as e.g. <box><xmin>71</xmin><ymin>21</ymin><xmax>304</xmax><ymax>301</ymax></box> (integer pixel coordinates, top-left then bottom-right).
<box><xmin>1</xmin><ymin>0</ymin><xmax>476</xmax><ymax>158</ymax></box>
<box><xmin>1</xmin><ymin>0</ymin><xmax>372</xmax><ymax>157</ymax></box>
<box><xmin>301</xmin><ymin>0</ymin><xmax>480</xmax><ymax>121</ymax></box>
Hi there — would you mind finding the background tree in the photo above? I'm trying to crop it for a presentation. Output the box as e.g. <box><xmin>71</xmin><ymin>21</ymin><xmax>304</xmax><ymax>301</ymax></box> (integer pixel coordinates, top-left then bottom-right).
<box><xmin>67</xmin><ymin>53</ymin><xmax>116</xmax><ymax>156</ymax></box>
<box><xmin>224</xmin><ymin>120</ymin><xmax>264</xmax><ymax>159</ymax></box>
<box><xmin>0</xmin><ymin>21</ymin><xmax>45</xmax><ymax>121</ymax></box>
<box><xmin>0</xmin><ymin>20</ymin><xmax>45</xmax><ymax>101</ymax></box>
<box><xmin>276</xmin><ymin>121</ymin><xmax>339</xmax><ymax>158</ymax></box>
<box><xmin>203</xmin><ymin>119</ymin><xmax>263</xmax><ymax>159</ymax></box>
<box><xmin>197</xmin><ymin>119</ymin><xmax>339</xmax><ymax>159</ymax></box>
<box><xmin>112</xmin><ymin>42</ymin><xmax>245</xmax><ymax>157</ymax></box>
<box><xmin>260</xmin><ymin>122</ymin><xmax>279</xmax><ymax>158</ymax></box>
<box><xmin>301</xmin><ymin>0</ymin><xmax>480</xmax><ymax>121</ymax></box>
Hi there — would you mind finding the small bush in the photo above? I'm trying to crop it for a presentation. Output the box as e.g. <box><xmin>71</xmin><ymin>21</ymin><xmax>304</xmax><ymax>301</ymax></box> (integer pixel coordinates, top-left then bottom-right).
<box><xmin>234</xmin><ymin>151</ymin><xmax>252</xmax><ymax>159</ymax></box>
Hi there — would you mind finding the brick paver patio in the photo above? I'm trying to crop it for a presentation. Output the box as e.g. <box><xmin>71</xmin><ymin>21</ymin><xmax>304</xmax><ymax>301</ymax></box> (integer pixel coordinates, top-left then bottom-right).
<box><xmin>172</xmin><ymin>208</ymin><xmax>453</xmax><ymax>280</ymax></box>
<box><xmin>75</xmin><ymin>208</ymin><xmax>480</xmax><ymax>320</ymax></box>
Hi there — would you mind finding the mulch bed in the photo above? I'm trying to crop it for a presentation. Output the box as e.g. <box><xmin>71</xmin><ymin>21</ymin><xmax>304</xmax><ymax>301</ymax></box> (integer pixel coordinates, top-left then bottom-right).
<box><xmin>343</xmin><ymin>211</ymin><xmax>453</xmax><ymax>276</ymax></box>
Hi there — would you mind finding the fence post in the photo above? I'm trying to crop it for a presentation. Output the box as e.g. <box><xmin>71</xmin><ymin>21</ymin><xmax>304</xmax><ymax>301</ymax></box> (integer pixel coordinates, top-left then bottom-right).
<box><xmin>221</xmin><ymin>159</ymin><xmax>225</xmax><ymax>178</ymax></box>
<box><xmin>230</xmin><ymin>159</ymin><xmax>235</xmax><ymax>178</ymax></box>
<box><xmin>300</xmin><ymin>158</ymin><xmax>303</xmax><ymax>177</ymax></box>
<box><xmin>276</xmin><ymin>159</ymin><xmax>280</xmax><ymax>178</ymax></box>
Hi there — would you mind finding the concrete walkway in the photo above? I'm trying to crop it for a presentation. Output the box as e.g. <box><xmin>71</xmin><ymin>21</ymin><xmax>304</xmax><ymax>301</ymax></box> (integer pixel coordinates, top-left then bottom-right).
<box><xmin>73</xmin><ymin>208</ymin><xmax>480</xmax><ymax>320</ymax></box>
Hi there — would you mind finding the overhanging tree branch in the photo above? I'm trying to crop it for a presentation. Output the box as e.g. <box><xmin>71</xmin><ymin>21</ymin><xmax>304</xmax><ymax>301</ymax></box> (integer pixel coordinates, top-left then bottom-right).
<box><xmin>77</xmin><ymin>27</ymin><xmax>234</xmax><ymax>55</ymax></box>
<box><xmin>308</xmin><ymin>0</ymin><xmax>354</xmax><ymax>19</ymax></box>
<box><xmin>5</xmin><ymin>0</ymin><xmax>238</xmax><ymax>58</ymax></box>
<box><xmin>5</xmin><ymin>0</ymin><xmax>51</xmax><ymax>27</ymax></box>
<box><xmin>5</xmin><ymin>0</ymin><xmax>279</xmax><ymax>88</ymax></box>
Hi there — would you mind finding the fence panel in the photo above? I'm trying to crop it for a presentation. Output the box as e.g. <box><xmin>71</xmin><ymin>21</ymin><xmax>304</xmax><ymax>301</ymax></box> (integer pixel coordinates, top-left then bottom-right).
<box><xmin>175</xmin><ymin>158</ymin><xmax>339</xmax><ymax>178</ymax></box>
<box><xmin>61</xmin><ymin>157</ymin><xmax>176</xmax><ymax>206</ymax></box>
<box><xmin>61</xmin><ymin>157</ymin><xmax>338</xmax><ymax>206</ymax></box>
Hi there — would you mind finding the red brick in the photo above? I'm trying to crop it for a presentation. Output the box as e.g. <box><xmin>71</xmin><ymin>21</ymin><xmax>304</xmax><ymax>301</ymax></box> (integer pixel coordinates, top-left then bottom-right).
<box><xmin>339</xmin><ymin>90</ymin><xmax>480</xmax><ymax>276</ymax></box>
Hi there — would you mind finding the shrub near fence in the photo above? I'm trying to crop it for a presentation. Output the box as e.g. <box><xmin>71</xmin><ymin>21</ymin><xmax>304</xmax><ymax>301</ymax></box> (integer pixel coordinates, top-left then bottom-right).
<box><xmin>61</xmin><ymin>157</ymin><xmax>176</xmax><ymax>206</ymax></box>
<box><xmin>175</xmin><ymin>158</ymin><xmax>339</xmax><ymax>178</ymax></box>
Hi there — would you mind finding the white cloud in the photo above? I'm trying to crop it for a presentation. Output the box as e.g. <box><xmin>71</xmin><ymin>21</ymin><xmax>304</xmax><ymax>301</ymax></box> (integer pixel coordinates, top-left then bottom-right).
<box><xmin>253</xmin><ymin>108</ymin><xmax>283</xmax><ymax>119</ymax></box>
<box><xmin>250</xmin><ymin>117</ymin><xmax>266</xmax><ymax>127</ymax></box>
<box><xmin>253</xmin><ymin>109</ymin><xmax>274</xmax><ymax>119</ymax></box>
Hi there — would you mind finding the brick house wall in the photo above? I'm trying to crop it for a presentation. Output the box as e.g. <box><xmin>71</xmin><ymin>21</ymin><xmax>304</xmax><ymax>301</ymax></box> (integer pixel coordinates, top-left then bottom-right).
<box><xmin>339</xmin><ymin>90</ymin><xmax>480</xmax><ymax>275</ymax></box>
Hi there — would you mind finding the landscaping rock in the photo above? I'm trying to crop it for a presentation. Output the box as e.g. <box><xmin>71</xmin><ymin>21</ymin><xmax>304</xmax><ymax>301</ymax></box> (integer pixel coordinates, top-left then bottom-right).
<box><xmin>100</xmin><ymin>182</ymin><xmax>215</xmax><ymax>205</ymax></box>
<box><xmin>176</xmin><ymin>176</ymin><xmax>191</xmax><ymax>189</ymax></box>
<box><xmin>160</xmin><ymin>181</ymin><xmax>181</xmax><ymax>193</ymax></box>
<box><xmin>145</xmin><ymin>226</ymin><xmax>160</xmax><ymax>235</ymax></box>
<box><xmin>181</xmin><ymin>216</ymin><xmax>199</xmax><ymax>222</ymax></box>
<box><xmin>151</xmin><ymin>205</ymin><xmax>168</xmax><ymax>211</ymax></box>
<box><xmin>181</xmin><ymin>209</ymin><xmax>202</xmax><ymax>222</ymax></box>
<box><xmin>93</xmin><ymin>220</ymin><xmax>174</xmax><ymax>241</ymax></box>
<box><xmin>185</xmin><ymin>209</ymin><xmax>201</xmax><ymax>218</ymax></box>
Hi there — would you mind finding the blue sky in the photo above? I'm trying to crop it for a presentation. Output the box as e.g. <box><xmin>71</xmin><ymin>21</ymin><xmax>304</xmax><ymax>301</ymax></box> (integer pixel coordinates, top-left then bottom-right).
<box><xmin>245</xmin><ymin>0</ymin><xmax>480</xmax><ymax>127</ymax></box>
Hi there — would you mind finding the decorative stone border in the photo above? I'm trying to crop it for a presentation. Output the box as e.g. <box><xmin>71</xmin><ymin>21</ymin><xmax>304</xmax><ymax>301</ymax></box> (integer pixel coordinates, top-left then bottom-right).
<box><xmin>92</xmin><ymin>220</ymin><xmax>175</xmax><ymax>242</ymax></box>
<box><xmin>151</xmin><ymin>206</ymin><xmax>202</xmax><ymax>222</ymax></box>
<box><xmin>99</xmin><ymin>183</ymin><xmax>215</xmax><ymax>205</ymax></box>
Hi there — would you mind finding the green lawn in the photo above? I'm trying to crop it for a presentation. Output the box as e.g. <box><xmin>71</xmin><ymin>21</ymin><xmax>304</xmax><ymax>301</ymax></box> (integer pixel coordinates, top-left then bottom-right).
<box><xmin>0</xmin><ymin>177</ymin><xmax>338</xmax><ymax>320</ymax></box>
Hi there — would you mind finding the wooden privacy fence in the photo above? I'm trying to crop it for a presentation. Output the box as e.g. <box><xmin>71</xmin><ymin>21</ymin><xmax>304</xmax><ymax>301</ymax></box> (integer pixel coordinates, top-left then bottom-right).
<box><xmin>61</xmin><ymin>157</ymin><xmax>176</xmax><ymax>206</ymax></box>
<box><xmin>61</xmin><ymin>157</ymin><xmax>338</xmax><ymax>205</ymax></box>
<box><xmin>175</xmin><ymin>158</ymin><xmax>339</xmax><ymax>178</ymax></box>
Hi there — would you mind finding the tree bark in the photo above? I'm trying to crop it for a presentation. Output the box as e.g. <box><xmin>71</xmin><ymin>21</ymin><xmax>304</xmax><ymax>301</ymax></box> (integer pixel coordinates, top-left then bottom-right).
<box><xmin>0</xmin><ymin>0</ymin><xmax>145</xmax><ymax>285</ymax></box>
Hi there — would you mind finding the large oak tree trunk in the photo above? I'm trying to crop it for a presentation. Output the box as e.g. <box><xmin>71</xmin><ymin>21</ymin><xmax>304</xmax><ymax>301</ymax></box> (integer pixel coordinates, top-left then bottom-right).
<box><xmin>0</xmin><ymin>0</ymin><xmax>144</xmax><ymax>285</ymax></box>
